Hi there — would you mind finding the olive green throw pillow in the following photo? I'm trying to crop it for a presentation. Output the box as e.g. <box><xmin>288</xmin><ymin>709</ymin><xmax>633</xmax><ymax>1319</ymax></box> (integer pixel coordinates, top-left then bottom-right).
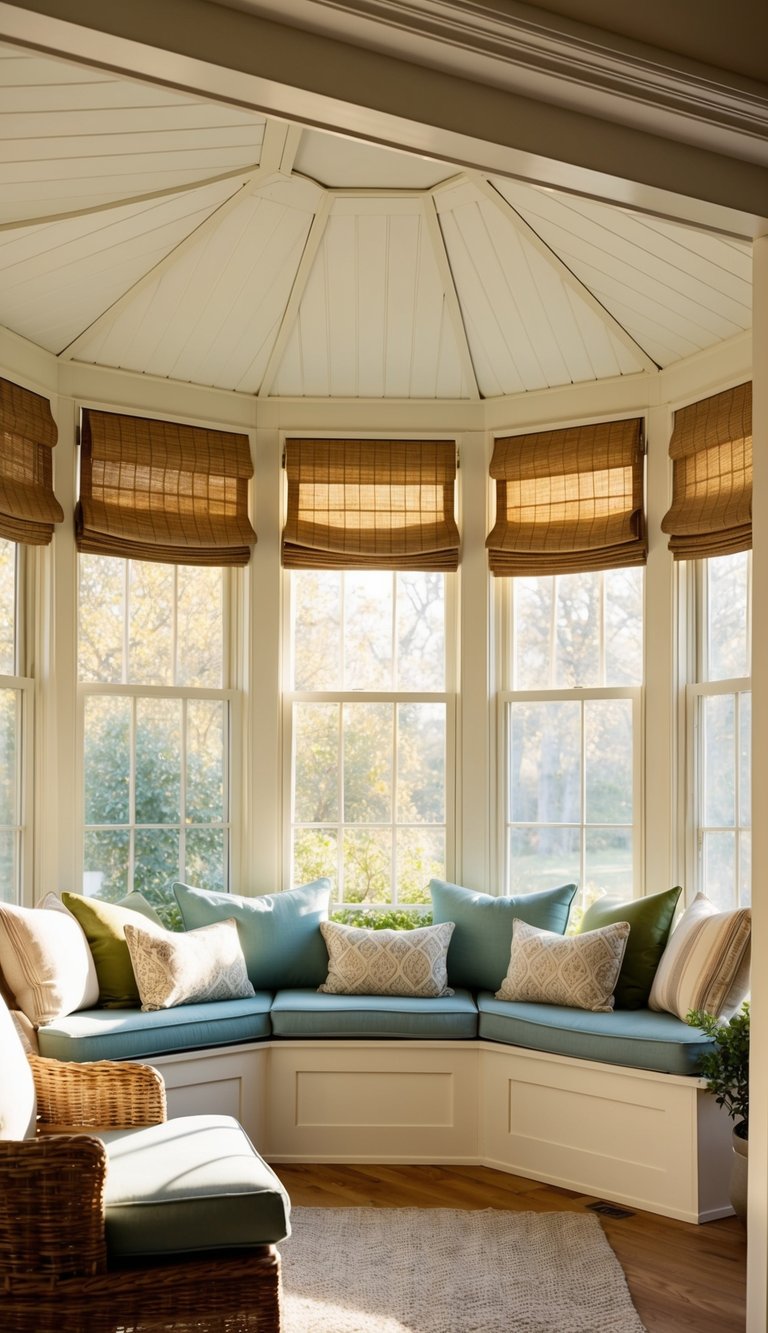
<box><xmin>60</xmin><ymin>893</ymin><xmax>163</xmax><ymax>1009</ymax></box>
<box><xmin>578</xmin><ymin>886</ymin><xmax>682</xmax><ymax>1009</ymax></box>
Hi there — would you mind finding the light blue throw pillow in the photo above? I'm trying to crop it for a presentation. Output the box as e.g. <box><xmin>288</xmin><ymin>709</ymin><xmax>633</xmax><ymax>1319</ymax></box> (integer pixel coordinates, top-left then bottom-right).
<box><xmin>172</xmin><ymin>880</ymin><xmax>331</xmax><ymax>990</ymax></box>
<box><xmin>429</xmin><ymin>878</ymin><xmax>577</xmax><ymax>992</ymax></box>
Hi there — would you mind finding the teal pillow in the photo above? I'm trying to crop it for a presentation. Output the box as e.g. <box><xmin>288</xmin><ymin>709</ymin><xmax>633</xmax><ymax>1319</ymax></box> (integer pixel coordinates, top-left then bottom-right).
<box><xmin>116</xmin><ymin>892</ymin><xmax>165</xmax><ymax>927</ymax></box>
<box><xmin>579</xmin><ymin>886</ymin><xmax>682</xmax><ymax>1009</ymax></box>
<box><xmin>429</xmin><ymin>879</ymin><xmax>577</xmax><ymax>992</ymax></box>
<box><xmin>172</xmin><ymin>880</ymin><xmax>331</xmax><ymax>989</ymax></box>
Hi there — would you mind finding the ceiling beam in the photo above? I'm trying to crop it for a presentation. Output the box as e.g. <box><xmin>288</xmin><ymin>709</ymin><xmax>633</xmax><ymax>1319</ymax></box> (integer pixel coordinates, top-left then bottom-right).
<box><xmin>422</xmin><ymin>194</ymin><xmax>480</xmax><ymax>400</ymax></box>
<box><xmin>257</xmin><ymin>190</ymin><xmax>333</xmax><ymax>397</ymax></box>
<box><xmin>471</xmin><ymin>174</ymin><xmax>659</xmax><ymax>374</ymax></box>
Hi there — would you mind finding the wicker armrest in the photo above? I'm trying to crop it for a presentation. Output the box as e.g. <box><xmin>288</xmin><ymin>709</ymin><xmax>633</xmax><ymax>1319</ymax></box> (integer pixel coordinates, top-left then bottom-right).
<box><xmin>29</xmin><ymin>1053</ymin><xmax>167</xmax><ymax>1129</ymax></box>
<box><xmin>0</xmin><ymin>1135</ymin><xmax>108</xmax><ymax>1285</ymax></box>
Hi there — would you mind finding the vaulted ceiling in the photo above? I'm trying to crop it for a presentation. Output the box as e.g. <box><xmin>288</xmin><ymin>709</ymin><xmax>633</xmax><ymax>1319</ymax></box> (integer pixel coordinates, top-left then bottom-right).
<box><xmin>0</xmin><ymin>38</ymin><xmax>752</xmax><ymax>400</ymax></box>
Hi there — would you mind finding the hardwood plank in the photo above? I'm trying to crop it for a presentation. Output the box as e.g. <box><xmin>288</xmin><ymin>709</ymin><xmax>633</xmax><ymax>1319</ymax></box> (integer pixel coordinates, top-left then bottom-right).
<box><xmin>275</xmin><ymin>1163</ymin><xmax>746</xmax><ymax>1333</ymax></box>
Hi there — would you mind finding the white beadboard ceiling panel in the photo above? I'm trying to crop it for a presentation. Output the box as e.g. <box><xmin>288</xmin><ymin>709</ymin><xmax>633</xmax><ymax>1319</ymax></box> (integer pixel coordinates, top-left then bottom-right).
<box><xmin>492</xmin><ymin>179</ymin><xmax>752</xmax><ymax>368</ymax></box>
<box><xmin>272</xmin><ymin>198</ymin><xmax>471</xmax><ymax>398</ymax></box>
<box><xmin>0</xmin><ymin>176</ymin><xmax>252</xmax><ymax>353</ymax></box>
<box><xmin>0</xmin><ymin>41</ymin><xmax>266</xmax><ymax>222</ymax></box>
<box><xmin>0</xmin><ymin>40</ymin><xmax>754</xmax><ymax>400</ymax></box>
<box><xmin>71</xmin><ymin>183</ymin><xmax>318</xmax><ymax>391</ymax></box>
<box><xmin>438</xmin><ymin>190</ymin><xmax>645</xmax><ymax>396</ymax></box>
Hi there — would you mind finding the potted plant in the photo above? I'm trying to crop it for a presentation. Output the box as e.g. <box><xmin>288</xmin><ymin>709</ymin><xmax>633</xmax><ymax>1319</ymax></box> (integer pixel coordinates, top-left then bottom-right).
<box><xmin>688</xmin><ymin>1002</ymin><xmax>749</xmax><ymax>1220</ymax></box>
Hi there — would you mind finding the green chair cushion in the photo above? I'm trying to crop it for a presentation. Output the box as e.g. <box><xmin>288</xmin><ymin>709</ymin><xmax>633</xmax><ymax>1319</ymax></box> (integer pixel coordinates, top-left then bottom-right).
<box><xmin>173</xmin><ymin>880</ymin><xmax>331</xmax><ymax>989</ymax></box>
<box><xmin>98</xmin><ymin>1114</ymin><xmax>290</xmax><ymax>1257</ymax></box>
<box><xmin>429</xmin><ymin>878</ymin><xmax>577</xmax><ymax>991</ymax></box>
<box><xmin>579</xmin><ymin>887</ymin><xmax>682</xmax><ymax>1009</ymax></box>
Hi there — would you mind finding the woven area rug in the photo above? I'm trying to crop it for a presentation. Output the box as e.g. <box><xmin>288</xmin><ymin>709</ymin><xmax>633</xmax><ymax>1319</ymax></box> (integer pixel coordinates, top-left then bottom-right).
<box><xmin>281</xmin><ymin>1207</ymin><xmax>646</xmax><ymax>1332</ymax></box>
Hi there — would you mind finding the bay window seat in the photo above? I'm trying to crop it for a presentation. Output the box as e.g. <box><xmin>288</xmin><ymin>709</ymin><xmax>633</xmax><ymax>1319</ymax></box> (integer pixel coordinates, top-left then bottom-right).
<box><xmin>22</xmin><ymin>991</ymin><xmax>733</xmax><ymax>1226</ymax></box>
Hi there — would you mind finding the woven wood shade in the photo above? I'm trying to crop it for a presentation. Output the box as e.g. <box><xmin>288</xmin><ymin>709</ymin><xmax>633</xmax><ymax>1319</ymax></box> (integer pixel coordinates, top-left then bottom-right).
<box><xmin>0</xmin><ymin>377</ymin><xmax>63</xmax><ymax>545</ymax></box>
<box><xmin>77</xmin><ymin>410</ymin><xmax>256</xmax><ymax>566</ymax></box>
<box><xmin>661</xmin><ymin>382</ymin><xmax>752</xmax><ymax>559</ymax></box>
<box><xmin>486</xmin><ymin>418</ymin><xmax>646</xmax><ymax>576</ymax></box>
<box><xmin>282</xmin><ymin>439</ymin><xmax>460</xmax><ymax>570</ymax></box>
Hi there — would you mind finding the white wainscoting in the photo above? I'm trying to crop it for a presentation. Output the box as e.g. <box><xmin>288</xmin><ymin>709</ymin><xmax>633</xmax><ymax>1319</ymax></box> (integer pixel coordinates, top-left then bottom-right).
<box><xmin>148</xmin><ymin>1038</ymin><xmax>733</xmax><ymax>1223</ymax></box>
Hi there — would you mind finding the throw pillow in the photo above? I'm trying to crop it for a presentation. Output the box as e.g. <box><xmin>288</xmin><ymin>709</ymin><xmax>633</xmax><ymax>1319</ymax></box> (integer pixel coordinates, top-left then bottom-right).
<box><xmin>0</xmin><ymin>899</ymin><xmax>100</xmax><ymax>1025</ymax></box>
<box><xmin>124</xmin><ymin>918</ymin><xmax>255</xmax><ymax>1011</ymax></box>
<box><xmin>579</xmin><ymin>886</ymin><xmax>682</xmax><ymax>1009</ymax></box>
<box><xmin>429</xmin><ymin>878</ymin><xmax>577</xmax><ymax>991</ymax></box>
<box><xmin>116</xmin><ymin>892</ymin><xmax>165</xmax><ymax>927</ymax></box>
<box><xmin>496</xmin><ymin>918</ymin><xmax>630</xmax><ymax>1012</ymax></box>
<box><xmin>649</xmin><ymin>893</ymin><xmax>751</xmax><ymax>1021</ymax></box>
<box><xmin>318</xmin><ymin>920</ymin><xmax>455</xmax><ymax>997</ymax></box>
<box><xmin>173</xmin><ymin>879</ymin><xmax>331</xmax><ymax>989</ymax></box>
<box><xmin>60</xmin><ymin>893</ymin><xmax>164</xmax><ymax>1009</ymax></box>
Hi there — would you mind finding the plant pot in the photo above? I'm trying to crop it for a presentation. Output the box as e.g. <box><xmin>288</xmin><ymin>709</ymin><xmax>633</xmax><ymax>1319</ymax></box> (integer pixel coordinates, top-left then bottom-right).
<box><xmin>730</xmin><ymin>1123</ymin><xmax>748</xmax><ymax>1221</ymax></box>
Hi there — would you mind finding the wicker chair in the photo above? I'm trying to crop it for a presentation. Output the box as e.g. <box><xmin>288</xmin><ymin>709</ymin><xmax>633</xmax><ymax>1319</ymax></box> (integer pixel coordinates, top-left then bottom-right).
<box><xmin>0</xmin><ymin>1013</ymin><xmax>286</xmax><ymax>1333</ymax></box>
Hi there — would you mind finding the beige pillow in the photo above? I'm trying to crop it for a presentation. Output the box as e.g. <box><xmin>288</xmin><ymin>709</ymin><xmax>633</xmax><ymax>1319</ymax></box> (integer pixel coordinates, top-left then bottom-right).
<box><xmin>124</xmin><ymin>917</ymin><xmax>255</xmax><ymax>1011</ymax></box>
<box><xmin>496</xmin><ymin>918</ymin><xmax>630</xmax><ymax>1013</ymax></box>
<box><xmin>319</xmin><ymin>920</ymin><xmax>455</xmax><ymax>998</ymax></box>
<box><xmin>0</xmin><ymin>899</ymin><xmax>100</xmax><ymax>1025</ymax></box>
<box><xmin>649</xmin><ymin>893</ymin><xmax>751</xmax><ymax>1020</ymax></box>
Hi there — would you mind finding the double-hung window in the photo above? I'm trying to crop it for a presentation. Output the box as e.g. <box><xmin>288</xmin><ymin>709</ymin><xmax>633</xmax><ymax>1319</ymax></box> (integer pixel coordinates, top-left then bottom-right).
<box><xmin>76</xmin><ymin>409</ymin><xmax>255</xmax><ymax>916</ymax></box>
<box><xmin>661</xmin><ymin>382</ymin><xmax>753</xmax><ymax>909</ymax></box>
<box><xmin>283</xmin><ymin>438</ymin><xmax>458</xmax><ymax>908</ymax></box>
<box><xmin>0</xmin><ymin>377</ymin><xmax>63</xmax><ymax>904</ymax></box>
<box><xmin>489</xmin><ymin>419</ymin><xmax>646</xmax><ymax>914</ymax></box>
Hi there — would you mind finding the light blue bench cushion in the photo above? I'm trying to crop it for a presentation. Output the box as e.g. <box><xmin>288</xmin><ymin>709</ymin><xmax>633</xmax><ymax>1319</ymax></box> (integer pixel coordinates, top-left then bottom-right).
<box><xmin>271</xmin><ymin>987</ymin><xmax>479</xmax><ymax>1039</ymax></box>
<box><xmin>99</xmin><ymin>1114</ymin><xmax>290</xmax><ymax>1258</ymax></box>
<box><xmin>37</xmin><ymin>994</ymin><xmax>273</xmax><ymax>1061</ymax></box>
<box><xmin>476</xmin><ymin>995</ymin><xmax>714</xmax><ymax>1076</ymax></box>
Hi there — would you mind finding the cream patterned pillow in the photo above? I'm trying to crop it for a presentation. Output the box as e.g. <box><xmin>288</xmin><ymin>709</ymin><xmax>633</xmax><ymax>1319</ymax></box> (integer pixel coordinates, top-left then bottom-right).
<box><xmin>496</xmin><ymin>918</ymin><xmax>630</xmax><ymax>1013</ymax></box>
<box><xmin>124</xmin><ymin>918</ymin><xmax>255</xmax><ymax>1011</ymax></box>
<box><xmin>649</xmin><ymin>893</ymin><xmax>751</xmax><ymax>1020</ymax></box>
<box><xmin>319</xmin><ymin>921</ymin><xmax>455</xmax><ymax>998</ymax></box>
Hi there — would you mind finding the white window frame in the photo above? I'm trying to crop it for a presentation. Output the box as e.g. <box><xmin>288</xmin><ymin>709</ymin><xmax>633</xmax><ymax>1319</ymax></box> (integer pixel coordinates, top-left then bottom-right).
<box><xmin>76</xmin><ymin>558</ymin><xmax>243</xmax><ymax>897</ymax></box>
<box><xmin>0</xmin><ymin>540</ymin><xmax>34</xmax><ymax>905</ymax></box>
<box><xmin>282</xmin><ymin>568</ymin><xmax>458</xmax><ymax>907</ymax></box>
<box><xmin>684</xmin><ymin>555</ymin><xmax>752</xmax><ymax>905</ymax></box>
<box><xmin>497</xmin><ymin>573</ymin><xmax>644</xmax><ymax>908</ymax></box>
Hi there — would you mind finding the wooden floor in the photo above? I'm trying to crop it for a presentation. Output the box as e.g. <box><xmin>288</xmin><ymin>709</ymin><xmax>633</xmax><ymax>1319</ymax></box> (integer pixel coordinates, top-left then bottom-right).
<box><xmin>277</xmin><ymin>1162</ymin><xmax>747</xmax><ymax>1332</ymax></box>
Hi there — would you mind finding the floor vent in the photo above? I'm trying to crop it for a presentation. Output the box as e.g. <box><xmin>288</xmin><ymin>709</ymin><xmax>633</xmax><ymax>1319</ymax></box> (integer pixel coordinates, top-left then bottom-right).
<box><xmin>586</xmin><ymin>1202</ymin><xmax>635</xmax><ymax>1219</ymax></box>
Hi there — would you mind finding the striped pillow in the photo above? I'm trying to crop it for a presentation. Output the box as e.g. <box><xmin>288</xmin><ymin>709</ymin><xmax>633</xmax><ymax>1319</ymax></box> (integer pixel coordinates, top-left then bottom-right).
<box><xmin>649</xmin><ymin>894</ymin><xmax>751</xmax><ymax>1020</ymax></box>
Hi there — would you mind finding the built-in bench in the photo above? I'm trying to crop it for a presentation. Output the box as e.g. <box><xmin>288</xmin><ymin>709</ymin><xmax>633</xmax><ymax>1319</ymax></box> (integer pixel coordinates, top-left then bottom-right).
<box><xmin>2</xmin><ymin>878</ymin><xmax>747</xmax><ymax>1227</ymax></box>
<box><xmin>31</xmin><ymin>987</ymin><xmax>733</xmax><ymax>1225</ymax></box>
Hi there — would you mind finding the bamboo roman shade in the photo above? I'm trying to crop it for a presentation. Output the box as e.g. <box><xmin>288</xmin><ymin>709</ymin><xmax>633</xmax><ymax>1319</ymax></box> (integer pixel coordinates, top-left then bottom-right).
<box><xmin>486</xmin><ymin>418</ymin><xmax>646</xmax><ymax>576</ymax></box>
<box><xmin>282</xmin><ymin>439</ymin><xmax>460</xmax><ymax>570</ymax></box>
<box><xmin>660</xmin><ymin>382</ymin><xmax>752</xmax><ymax>560</ymax></box>
<box><xmin>77</xmin><ymin>410</ymin><xmax>256</xmax><ymax>566</ymax></box>
<box><xmin>0</xmin><ymin>376</ymin><xmax>63</xmax><ymax>546</ymax></box>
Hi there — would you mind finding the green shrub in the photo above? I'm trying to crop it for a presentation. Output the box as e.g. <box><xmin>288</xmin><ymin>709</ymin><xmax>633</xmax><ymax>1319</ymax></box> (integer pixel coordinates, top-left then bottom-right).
<box><xmin>687</xmin><ymin>1002</ymin><xmax>749</xmax><ymax>1134</ymax></box>
<box><xmin>330</xmin><ymin>907</ymin><xmax>433</xmax><ymax>931</ymax></box>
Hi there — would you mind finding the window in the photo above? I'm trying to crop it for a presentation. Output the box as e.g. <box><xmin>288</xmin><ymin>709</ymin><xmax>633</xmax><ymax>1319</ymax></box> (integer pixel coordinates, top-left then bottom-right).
<box><xmin>285</xmin><ymin>568</ymin><xmax>452</xmax><ymax>907</ymax></box>
<box><xmin>499</xmin><ymin>567</ymin><xmax>643</xmax><ymax>913</ymax></box>
<box><xmin>688</xmin><ymin>551</ymin><xmax>751</xmax><ymax>907</ymax></box>
<box><xmin>0</xmin><ymin>538</ymin><xmax>31</xmax><ymax>903</ymax></box>
<box><xmin>78</xmin><ymin>556</ymin><xmax>234</xmax><ymax>913</ymax></box>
